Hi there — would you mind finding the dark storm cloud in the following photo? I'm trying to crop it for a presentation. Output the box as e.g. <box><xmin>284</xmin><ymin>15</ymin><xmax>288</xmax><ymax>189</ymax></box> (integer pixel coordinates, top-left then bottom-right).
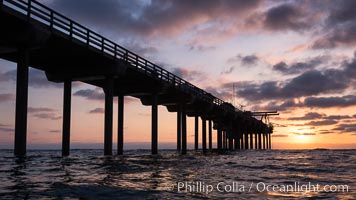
<box><xmin>73</xmin><ymin>89</ymin><xmax>105</xmax><ymax>101</ymax></box>
<box><xmin>89</xmin><ymin>108</ymin><xmax>105</xmax><ymax>114</ymax></box>
<box><xmin>252</xmin><ymin>95</ymin><xmax>356</xmax><ymax>111</ymax></box>
<box><xmin>49</xmin><ymin>130</ymin><xmax>61</xmax><ymax>133</ymax></box>
<box><xmin>263</xmin><ymin>4</ymin><xmax>311</xmax><ymax>31</ymax></box>
<box><xmin>228</xmin><ymin>52</ymin><xmax>356</xmax><ymax>102</ymax></box>
<box><xmin>272</xmin><ymin>56</ymin><xmax>326</xmax><ymax>75</ymax></box>
<box><xmin>0</xmin><ymin>93</ymin><xmax>15</xmax><ymax>103</ymax></box>
<box><xmin>312</xmin><ymin>25</ymin><xmax>356</xmax><ymax>49</ymax></box>
<box><xmin>312</xmin><ymin>0</ymin><xmax>356</xmax><ymax>49</ymax></box>
<box><xmin>304</xmin><ymin>95</ymin><xmax>356</xmax><ymax>108</ymax></box>
<box><xmin>48</xmin><ymin>0</ymin><xmax>262</xmax><ymax>37</ymax></box>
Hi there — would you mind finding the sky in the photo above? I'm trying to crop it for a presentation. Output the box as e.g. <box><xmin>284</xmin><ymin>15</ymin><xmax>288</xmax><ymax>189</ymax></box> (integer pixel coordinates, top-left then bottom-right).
<box><xmin>0</xmin><ymin>0</ymin><xmax>355</xmax><ymax>149</ymax></box>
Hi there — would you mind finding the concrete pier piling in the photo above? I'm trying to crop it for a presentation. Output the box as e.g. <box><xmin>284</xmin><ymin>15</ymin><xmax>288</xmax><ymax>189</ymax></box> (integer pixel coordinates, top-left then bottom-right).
<box><xmin>151</xmin><ymin>94</ymin><xmax>158</xmax><ymax>155</ymax></box>
<box><xmin>194</xmin><ymin>115</ymin><xmax>199</xmax><ymax>150</ymax></box>
<box><xmin>181</xmin><ymin>105</ymin><xmax>187</xmax><ymax>155</ymax></box>
<box><xmin>208</xmin><ymin>120</ymin><xmax>212</xmax><ymax>150</ymax></box>
<box><xmin>104</xmin><ymin>77</ymin><xmax>114</xmax><ymax>155</ymax></box>
<box><xmin>14</xmin><ymin>49</ymin><xmax>29</xmax><ymax>156</ymax></box>
<box><xmin>62</xmin><ymin>80</ymin><xmax>71</xmax><ymax>156</ymax></box>
<box><xmin>117</xmin><ymin>95</ymin><xmax>124</xmax><ymax>155</ymax></box>
<box><xmin>202</xmin><ymin>117</ymin><xmax>207</xmax><ymax>153</ymax></box>
<box><xmin>177</xmin><ymin>110</ymin><xmax>181</xmax><ymax>151</ymax></box>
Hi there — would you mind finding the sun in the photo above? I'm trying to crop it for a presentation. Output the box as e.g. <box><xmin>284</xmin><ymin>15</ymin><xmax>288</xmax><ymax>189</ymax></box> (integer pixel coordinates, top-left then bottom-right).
<box><xmin>296</xmin><ymin>134</ymin><xmax>309</xmax><ymax>143</ymax></box>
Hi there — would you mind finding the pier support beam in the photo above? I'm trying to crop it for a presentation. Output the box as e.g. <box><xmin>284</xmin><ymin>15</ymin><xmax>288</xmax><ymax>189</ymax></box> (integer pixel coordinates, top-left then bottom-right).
<box><xmin>62</xmin><ymin>80</ymin><xmax>71</xmax><ymax>156</ymax></box>
<box><xmin>258</xmin><ymin>133</ymin><xmax>262</xmax><ymax>149</ymax></box>
<box><xmin>228</xmin><ymin>130</ymin><xmax>233</xmax><ymax>150</ymax></box>
<box><xmin>177</xmin><ymin>110</ymin><xmax>181</xmax><ymax>151</ymax></box>
<box><xmin>117</xmin><ymin>95</ymin><xmax>124</xmax><ymax>155</ymax></box>
<box><xmin>222</xmin><ymin>131</ymin><xmax>226</xmax><ymax>150</ymax></box>
<box><xmin>262</xmin><ymin>133</ymin><xmax>266</xmax><ymax>150</ymax></box>
<box><xmin>255</xmin><ymin>133</ymin><xmax>258</xmax><ymax>149</ymax></box>
<box><xmin>217</xmin><ymin>126</ymin><xmax>222</xmax><ymax>151</ymax></box>
<box><xmin>240</xmin><ymin>132</ymin><xmax>244</xmax><ymax>149</ymax></box>
<box><xmin>194</xmin><ymin>116</ymin><xmax>198</xmax><ymax>150</ymax></box>
<box><xmin>181</xmin><ymin>105</ymin><xmax>187</xmax><ymax>155</ymax></box>
<box><xmin>244</xmin><ymin>132</ymin><xmax>249</xmax><ymax>149</ymax></box>
<box><xmin>14</xmin><ymin>49</ymin><xmax>29</xmax><ymax>156</ymax></box>
<box><xmin>269</xmin><ymin>133</ymin><xmax>272</xmax><ymax>149</ymax></box>
<box><xmin>235</xmin><ymin>133</ymin><xmax>240</xmax><ymax>150</ymax></box>
<box><xmin>202</xmin><ymin>117</ymin><xmax>207</xmax><ymax>153</ymax></box>
<box><xmin>151</xmin><ymin>94</ymin><xmax>158</xmax><ymax>155</ymax></box>
<box><xmin>208</xmin><ymin>120</ymin><xmax>212</xmax><ymax>150</ymax></box>
<box><xmin>250</xmin><ymin>131</ymin><xmax>253</xmax><ymax>150</ymax></box>
<box><xmin>265</xmin><ymin>133</ymin><xmax>269</xmax><ymax>150</ymax></box>
<box><xmin>104</xmin><ymin>77</ymin><xmax>114</xmax><ymax>155</ymax></box>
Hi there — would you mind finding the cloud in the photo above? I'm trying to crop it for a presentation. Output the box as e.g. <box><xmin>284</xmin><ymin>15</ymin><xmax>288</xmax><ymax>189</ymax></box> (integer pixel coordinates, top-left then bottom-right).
<box><xmin>317</xmin><ymin>130</ymin><xmax>333</xmax><ymax>134</ymax></box>
<box><xmin>288</xmin><ymin>112</ymin><xmax>353</xmax><ymax>121</ymax></box>
<box><xmin>225</xmin><ymin>54</ymin><xmax>259</xmax><ymax>74</ymax></box>
<box><xmin>0</xmin><ymin>123</ymin><xmax>14</xmax><ymax>133</ymax></box>
<box><xmin>272</xmin><ymin>134</ymin><xmax>288</xmax><ymax>137</ymax></box>
<box><xmin>0</xmin><ymin>71</ymin><xmax>11</xmax><ymax>82</ymax></box>
<box><xmin>28</xmin><ymin>107</ymin><xmax>57</xmax><ymax>113</ymax></box>
<box><xmin>312</xmin><ymin>0</ymin><xmax>356</xmax><ymax>49</ymax></box>
<box><xmin>32</xmin><ymin>113</ymin><xmax>62</xmax><ymax>120</ymax></box>
<box><xmin>189</xmin><ymin>44</ymin><xmax>216</xmax><ymax>52</ymax></box>
<box><xmin>49</xmin><ymin>129</ymin><xmax>61</xmax><ymax>133</ymax></box>
<box><xmin>74</xmin><ymin>88</ymin><xmax>105</xmax><ymax>101</ymax></box>
<box><xmin>292</xmin><ymin>132</ymin><xmax>316</xmax><ymax>136</ymax></box>
<box><xmin>304</xmin><ymin>95</ymin><xmax>356</xmax><ymax>108</ymax></box>
<box><xmin>171</xmin><ymin>67</ymin><xmax>206</xmax><ymax>83</ymax></box>
<box><xmin>27</xmin><ymin>106</ymin><xmax>61</xmax><ymax>120</ymax></box>
<box><xmin>1</xmin><ymin>69</ymin><xmax>83</xmax><ymax>88</ymax></box>
<box><xmin>305</xmin><ymin>120</ymin><xmax>338</xmax><ymax>126</ymax></box>
<box><xmin>288</xmin><ymin>112</ymin><xmax>325</xmax><ymax>120</ymax></box>
<box><xmin>0</xmin><ymin>93</ymin><xmax>15</xmax><ymax>103</ymax></box>
<box><xmin>49</xmin><ymin>0</ymin><xmax>262</xmax><ymax>38</ymax></box>
<box><xmin>263</xmin><ymin>3</ymin><xmax>311</xmax><ymax>31</ymax></box>
<box><xmin>324</xmin><ymin>115</ymin><xmax>352</xmax><ymax>120</ymax></box>
<box><xmin>223</xmin><ymin>53</ymin><xmax>356</xmax><ymax>103</ymax></box>
<box><xmin>228</xmin><ymin>54</ymin><xmax>259</xmax><ymax>66</ymax></box>
<box><xmin>333</xmin><ymin>123</ymin><xmax>356</xmax><ymax>133</ymax></box>
<box><xmin>3</xmin><ymin>69</ymin><xmax>62</xmax><ymax>88</ymax></box>
<box><xmin>272</xmin><ymin>56</ymin><xmax>326</xmax><ymax>75</ymax></box>
<box><xmin>89</xmin><ymin>108</ymin><xmax>105</xmax><ymax>114</ymax></box>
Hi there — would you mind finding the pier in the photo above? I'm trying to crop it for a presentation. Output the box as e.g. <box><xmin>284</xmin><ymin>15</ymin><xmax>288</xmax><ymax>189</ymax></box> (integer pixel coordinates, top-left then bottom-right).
<box><xmin>0</xmin><ymin>0</ymin><xmax>277</xmax><ymax>156</ymax></box>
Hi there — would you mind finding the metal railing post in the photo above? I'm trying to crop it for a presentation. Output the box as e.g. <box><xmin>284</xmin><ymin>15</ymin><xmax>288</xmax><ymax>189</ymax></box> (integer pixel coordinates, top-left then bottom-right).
<box><xmin>27</xmin><ymin>0</ymin><xmax>31</xmax><ymax>19</ymax></box>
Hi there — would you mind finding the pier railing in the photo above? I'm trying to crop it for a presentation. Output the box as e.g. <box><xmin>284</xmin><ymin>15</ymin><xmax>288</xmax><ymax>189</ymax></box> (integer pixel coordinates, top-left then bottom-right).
<box><xmin>1</xmin><ymin>0</ymin><xmax>237</xmax><ymax>112</ymax></box>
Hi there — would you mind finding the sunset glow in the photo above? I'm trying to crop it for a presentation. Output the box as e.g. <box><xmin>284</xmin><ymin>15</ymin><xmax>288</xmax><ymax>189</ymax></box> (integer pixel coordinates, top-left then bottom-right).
<box><xmin>1</xmin><ymin>0</ymin><xmax>356</xmax><ymax>149</ymax></box>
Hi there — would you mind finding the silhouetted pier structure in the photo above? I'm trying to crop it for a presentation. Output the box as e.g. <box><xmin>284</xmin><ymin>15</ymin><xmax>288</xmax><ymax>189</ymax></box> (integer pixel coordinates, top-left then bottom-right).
<box><xmin>0</xmin><ymin>0</ymin><xmax>277</xmax><ymax>156</ymax></box>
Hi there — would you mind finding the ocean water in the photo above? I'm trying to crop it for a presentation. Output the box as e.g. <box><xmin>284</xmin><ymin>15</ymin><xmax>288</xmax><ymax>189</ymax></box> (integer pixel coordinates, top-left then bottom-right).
<box><xmin>0</xmin><ymin>149</ymin><xmax>355</xmax><ymax>199</ymax></box>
